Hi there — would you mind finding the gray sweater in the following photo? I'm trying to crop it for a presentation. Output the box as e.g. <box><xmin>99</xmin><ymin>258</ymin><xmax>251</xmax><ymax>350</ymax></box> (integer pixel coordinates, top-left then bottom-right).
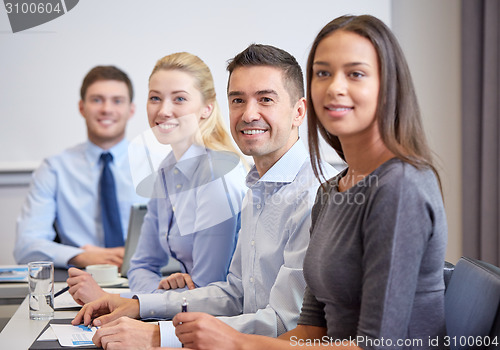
<box><xmin>298</xmin><ymin>158</ymin><xmax>447</xmax><ymax>350</ymax></box>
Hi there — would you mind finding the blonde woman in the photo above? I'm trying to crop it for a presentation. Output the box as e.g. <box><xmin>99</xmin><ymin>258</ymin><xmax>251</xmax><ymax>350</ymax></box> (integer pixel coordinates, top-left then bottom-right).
<box><xmin>67</xmin><ymin>53</ymin><xmax>247</xmax><ymax>303</ymax></box>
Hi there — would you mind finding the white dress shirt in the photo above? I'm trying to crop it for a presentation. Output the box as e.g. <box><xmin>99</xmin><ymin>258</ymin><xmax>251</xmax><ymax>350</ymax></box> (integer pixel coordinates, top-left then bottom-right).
<box><xmin>135</xmin><ymin>140</ymin><xmax>338</xmax><ymax>344</ymax></box>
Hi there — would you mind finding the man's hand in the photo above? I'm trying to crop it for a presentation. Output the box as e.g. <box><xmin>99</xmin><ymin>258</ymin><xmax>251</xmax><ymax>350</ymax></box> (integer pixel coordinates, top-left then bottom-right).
<box><xmin>71</xmin><ymin>294</ymin><xmax>140</xmax><ymax>327</ymax></box>
<box><xmin>68</xmin><ymin>245</ymin><xmax>125</xmax><ymax>268</ymax></box>
<box><xmin>67</xmin><ymin>267</ymin><xmax>107</xmax><ymax>305</ymax></box>
<box><xmin>158</xmin><ymin>273</ymin><xmax>196</xmax><ymax>290</ymax></box>
<box><xmin>173</xmin><ymin>312</ymin><xmax>245</xmax><ymax>350</ymax></box>
<box><xmin>93</xmin><ymin>316</ymin><xmax>160</xmax><ymax>350</ymax></box>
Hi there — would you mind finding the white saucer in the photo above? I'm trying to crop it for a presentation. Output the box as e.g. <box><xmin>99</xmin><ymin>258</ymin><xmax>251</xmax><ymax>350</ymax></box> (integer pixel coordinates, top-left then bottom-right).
<box><xmin>97</xmin><ymin>277</ymin><xmax>128</xmax><ymax>287</ymax></box>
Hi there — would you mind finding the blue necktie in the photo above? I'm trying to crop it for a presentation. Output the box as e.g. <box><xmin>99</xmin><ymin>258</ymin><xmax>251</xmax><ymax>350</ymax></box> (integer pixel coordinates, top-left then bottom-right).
<box><xmin>100</xmin><ymin>152</ymin><xmax>124</xmax><ymax>247</ymax></box>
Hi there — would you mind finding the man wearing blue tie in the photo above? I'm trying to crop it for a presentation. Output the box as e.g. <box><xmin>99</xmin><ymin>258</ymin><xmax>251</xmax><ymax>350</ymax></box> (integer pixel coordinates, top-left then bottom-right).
<box><xmin>14</xmin><ymin>66</ymin><xmax>145</xmax><ymax>268</ymax></box>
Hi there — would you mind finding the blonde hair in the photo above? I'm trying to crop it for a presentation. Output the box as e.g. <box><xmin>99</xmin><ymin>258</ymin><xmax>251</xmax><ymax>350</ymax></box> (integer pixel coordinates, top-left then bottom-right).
<box><xmin>150</xmin><ymin>52</ymin><xmax>242</xmax><ymax>160</ymax></box>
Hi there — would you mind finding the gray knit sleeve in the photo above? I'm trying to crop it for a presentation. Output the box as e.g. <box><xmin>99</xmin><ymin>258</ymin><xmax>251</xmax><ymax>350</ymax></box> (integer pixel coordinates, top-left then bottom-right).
<box><xmin>297</xmin><ymin>286</ymin><xmax>327</xmax><ymax>328</ymax></box>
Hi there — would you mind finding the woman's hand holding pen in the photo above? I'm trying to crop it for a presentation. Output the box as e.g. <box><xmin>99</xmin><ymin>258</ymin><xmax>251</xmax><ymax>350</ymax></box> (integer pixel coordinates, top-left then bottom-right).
<box><xmin>173</xmin><ymin>312</ymin><xmax>245</xmax><ymax>350</ymax></box>
<box><xmin>67</xmin><ymin>267</ymin><xmax>107</xmax><ymax>305</ymax></box>
<box><xmin>72</xmin><ymin>294</ymin><xmax>140</xmax><ymax>327</ymax></box>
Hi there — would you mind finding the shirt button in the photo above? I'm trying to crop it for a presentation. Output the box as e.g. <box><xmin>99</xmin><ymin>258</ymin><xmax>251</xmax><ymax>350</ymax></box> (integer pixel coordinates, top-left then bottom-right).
<box><xmin>176</xmin><ymin>184</ymin><xmax>182</xmax><ymax>189</ymax></box>
<box><xmin>174</xmin><ymin>169</ymin><xmax>179</xmax><ymax>175</ymax></box>
<box><xmin>250</xmin><ymin>277</ymin><xmax>254</xmax><ymax>283</ymax></box>
<box><xmin>251</xmin><ymin>240</ymin><xmax>255</xmax><ymax>246</ymax></box>
<box><xmin>172</xmin><ymin>206</ymin><xmax>176</xmax><ymax>212</ymax></box>
<box><xmin>256</xmin><ymin>204</ymin><xmax>262</xmax><ymax>209</ymax></box>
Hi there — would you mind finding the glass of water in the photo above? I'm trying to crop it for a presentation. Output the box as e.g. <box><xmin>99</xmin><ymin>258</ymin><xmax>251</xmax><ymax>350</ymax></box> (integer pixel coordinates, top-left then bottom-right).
<box><xmin>28</xmin><ymin>261</ymin><xmax>54</xmax><ymax>320</ymax></box>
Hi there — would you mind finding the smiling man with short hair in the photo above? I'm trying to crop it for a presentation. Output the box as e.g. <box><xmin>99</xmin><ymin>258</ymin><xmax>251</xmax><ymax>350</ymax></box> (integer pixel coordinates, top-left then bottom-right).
<box><xmin>15</xmin><ymin>65</ymin><xmax>144</xmax><ymax>269</ymax></box>
<box><xmin>72</xmin><ymin>46</ymin><xmax>338</xmax><ymax>349</ymax></box>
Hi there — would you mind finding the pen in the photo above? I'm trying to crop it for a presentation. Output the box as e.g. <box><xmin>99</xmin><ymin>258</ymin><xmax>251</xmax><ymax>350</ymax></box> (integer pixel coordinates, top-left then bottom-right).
<box><xmin>54</xmin><ymin>286</ymin><xmax>69</xmax><ymax>298</ymax></box>
<box><xmin>87</xmin><ymin>323</ymin><xmax>99</xmax><ymax>330</ymax></box>
<box><xmin>181</xmin><ymin>298</ymin><xmax>188</xmax><ymax>348</ymax></box>
<box><xmin>181</xmin><ymin>297</ymin><xmax>188</xmax><ymax>313</ymax></box>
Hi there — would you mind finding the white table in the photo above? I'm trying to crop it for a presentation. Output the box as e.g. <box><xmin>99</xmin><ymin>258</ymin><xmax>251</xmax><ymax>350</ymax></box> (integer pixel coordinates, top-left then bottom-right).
<box><xmin>0</xmin><ymin>282</ymin><xmax>29</xmax><ymax>299</ymax></box>
<box><xmin>0</xmin><ymin>282</ymin><xmax>78</xmax><ymax>349</ymax></box>
<box><xmin>0</xmin><ymin>282</ymin><xmax>132</xmax><ymax>349</ymax></box>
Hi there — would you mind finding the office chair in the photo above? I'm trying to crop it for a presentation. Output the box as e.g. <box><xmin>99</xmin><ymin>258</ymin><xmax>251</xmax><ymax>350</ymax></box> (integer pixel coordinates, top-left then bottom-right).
<box><xmin>445</xmin><ymin>257</ymin><xmax>500</xmax><ymax>350</ymax></box>
<box><xmin>444</xmin><ymin>261</ymin><xmax>455</xmax><ymax>290</ymax></box>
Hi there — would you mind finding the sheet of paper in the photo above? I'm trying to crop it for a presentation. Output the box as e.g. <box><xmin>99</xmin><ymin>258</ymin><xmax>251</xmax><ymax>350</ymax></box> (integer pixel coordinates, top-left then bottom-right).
<box><xmin>54</xmin><ymin>292</ymin><xmax>81</xmax><ymax>309</ymax></box>
<box><xmin>50</xmin><ymin>324</ymin><xmax>98</xmax><ymax>347</ymax></box>
<box><xmin>102</xmin><ymin>287</ymin><xmax>130</xmax><ymax>294</ymax></box>
<box><xmin>37</xmin><ymin>326</ymin><xmax>57</xmax><ymax>341</ymax></box>
<box><xmin>54</xmin><ymin>287</ymin><xmax>131</xmax><ymax>309</ymax></box>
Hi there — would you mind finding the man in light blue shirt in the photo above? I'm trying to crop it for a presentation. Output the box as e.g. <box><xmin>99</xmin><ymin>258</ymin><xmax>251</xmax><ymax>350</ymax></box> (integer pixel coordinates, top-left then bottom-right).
<box><xmin>15</xmin><ymin>66</ymin><xmax>144</xmax><ymax>268</ymax></box>
<box><xmin>73</xmin><ymin>45</ymin><xmax>338</xmax><ymax>348</ymax></box>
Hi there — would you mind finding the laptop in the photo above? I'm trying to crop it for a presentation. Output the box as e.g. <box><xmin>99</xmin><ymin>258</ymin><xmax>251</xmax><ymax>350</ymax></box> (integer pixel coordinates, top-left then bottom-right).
<box><xmin>121</xmin><ymin>204</ymin><xmax>148</xmax><ymax>278</ymax></box>
<box><xmin>121</xmin><ymin>203</ymin><xmax>182</xmax><ymax>279</ymax></box>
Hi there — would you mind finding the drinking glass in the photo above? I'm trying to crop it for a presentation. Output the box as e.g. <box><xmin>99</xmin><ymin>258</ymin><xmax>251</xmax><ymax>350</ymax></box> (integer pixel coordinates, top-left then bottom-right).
<box><xmin>28</xmin><ymin>261</ymin><xmax>54</xmax><ymax>320</ymax></box>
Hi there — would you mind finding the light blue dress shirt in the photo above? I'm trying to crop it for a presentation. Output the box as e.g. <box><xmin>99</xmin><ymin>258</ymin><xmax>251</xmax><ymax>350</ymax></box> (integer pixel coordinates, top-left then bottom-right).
<box><xmin>14</xmin><ymin>139</ymin><xmax>146</xmax><ymax>267</ymax></box>
<box><xmin>136</xmin><ymin>140</ymin><xmax>338</xmax><ymax>344</ymax></box>
<box><xmin>127</xmin><ymin>144</ymin><xmax>247</xmax><ymax>292</ymax></box>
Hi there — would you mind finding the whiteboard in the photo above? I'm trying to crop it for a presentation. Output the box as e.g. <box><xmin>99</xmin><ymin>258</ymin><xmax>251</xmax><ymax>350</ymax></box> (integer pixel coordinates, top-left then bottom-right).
<box><xmin>0</xmin><ymin>0</ymin><xmax>390</xmax><ymax>171</ymax></box>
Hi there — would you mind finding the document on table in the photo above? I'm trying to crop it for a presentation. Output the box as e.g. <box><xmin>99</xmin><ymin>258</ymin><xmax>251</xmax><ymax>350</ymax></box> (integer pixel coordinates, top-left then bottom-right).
<box><xmin>36</xmin><ymin>325</ymin><xmax>58</xmax><ymax>341</ymax></box>
<box><xmin>30</xmin><ymin>319</ymin><xmax>100</xmax><ymax>350</ymax></box>
<box><xmin>54</xmin><ymin>292</ymin><xmax>81</xmax><ymax>309</ymax></box>
<box><xmin>46</xmin><ymin>324</ymin><xmax>98</xmax><ymax>347</ymax></box>
<box><xmin>55</xmin><ymin>288</ymin><xmax>131</xmax><ymax>309</ymax></box>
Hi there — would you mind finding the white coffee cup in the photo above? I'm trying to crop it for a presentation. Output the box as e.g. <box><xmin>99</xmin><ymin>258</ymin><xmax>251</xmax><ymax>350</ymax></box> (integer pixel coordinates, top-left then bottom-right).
<box><xmin>86</xmin><ymin>264</ymin><xmax>119</xmax><ymax>285</ymax></box>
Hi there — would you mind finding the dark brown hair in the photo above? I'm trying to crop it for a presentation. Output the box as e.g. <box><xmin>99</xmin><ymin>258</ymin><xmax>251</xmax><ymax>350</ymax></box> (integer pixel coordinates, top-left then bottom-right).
<box><xmin>307</xmin><ymin>15</ymin><xmax>441</xmax><ymax>188</ymax></box>
<box><xmin>227</xmin><ymin>44</ymin><xmax>304</xmax><ymax>103</ymax></box>
<box><xmin>80</xmin><ymin>65</ymin><xmax>134</xmax><ymax>102</ymax></box>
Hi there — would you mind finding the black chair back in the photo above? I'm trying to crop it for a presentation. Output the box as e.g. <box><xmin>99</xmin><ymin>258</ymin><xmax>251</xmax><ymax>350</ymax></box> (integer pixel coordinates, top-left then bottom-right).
<box><xmin>444</xmin><ymin>261</ymin><xmax>455</xmax><ymax>290</ymax></box>
<box><xmin>445</xmin><ymin>257</ymin><xmax>500</xmax><ymax>349</ymax></box>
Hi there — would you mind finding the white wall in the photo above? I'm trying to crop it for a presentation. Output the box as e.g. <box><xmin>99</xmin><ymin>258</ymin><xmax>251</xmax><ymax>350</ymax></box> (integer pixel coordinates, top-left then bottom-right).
<box><xmin>0</xmin><ymin>186</ymin><xmax>29</xmax><ymax>265</ymax></box>
<box><xmin>0</xmin><ymin>0</ymin><xmax>391</xmax><ymax>264</ymax></box>
<box><xmin>0</xmin><ymin>0</ymin><xmax>390</xmax><ymax>170</ymax></box>
<box><xmin>391</xmin><ymin>0</ymin><xmax>462</xmax><ymax>263</ymax></box>
<box><xmin>0</xmin><ymin>0</ymin><xmax>463</xmax><ymax>265</ymax></box>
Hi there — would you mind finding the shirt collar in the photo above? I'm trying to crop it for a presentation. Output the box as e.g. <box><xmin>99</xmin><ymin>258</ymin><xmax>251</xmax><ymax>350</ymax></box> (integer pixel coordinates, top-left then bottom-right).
<box><xmin>85</xmin><ymin>138</ymin><xmax>128</xmax><ymax>167</ymax></box>
<box><xmin>246</xmin><ymin>139</ymin><xmax>309</xmax><ymax>187</ymax></box>
<box><xmin>163</xmin><ymin>144</ymin><xmax>208</xmax><ymax>178</ymax></box>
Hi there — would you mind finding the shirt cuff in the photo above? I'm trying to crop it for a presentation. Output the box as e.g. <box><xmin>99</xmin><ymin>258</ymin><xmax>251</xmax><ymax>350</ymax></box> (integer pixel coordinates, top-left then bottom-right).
<box><xmin>58</xmin><ymin>246</ymin><xmax>84</xmax><ymax>268</ymax></box>
<box><xmin>136</xmin><ymin>293</ymin><xmax>170</xmax><ymax>319</ymax></box>
<box><xmin>159</xmin><ymin>321</ymin><xmax>183</xmax><ymax>347</ymax></box>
